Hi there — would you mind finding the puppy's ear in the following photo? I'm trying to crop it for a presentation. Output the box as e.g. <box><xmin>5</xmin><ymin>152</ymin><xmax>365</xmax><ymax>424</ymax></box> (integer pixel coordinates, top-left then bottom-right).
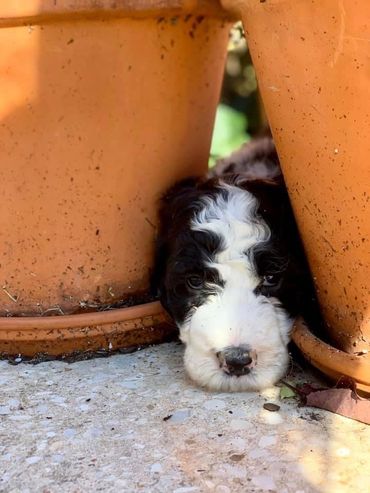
<box><xmin>243</xmin><ymin>176</ymin><xmax>304</xmax><ymax>278</ymax></box>
<box><xmin>150</xmin><ymin>176</ymin><xmax>201</xmax><ymax>304</ymax></box>
<box><xmin>246</xmin><ymin>177</ymin><xmax>319</xmax><ymax>324</ymax></box>
<box><xmin>150</xmin><ymin>233</ymin><xmax>170</xmax><ymax>309</ymax></box>
<box><xmin>158</xmin><ymin>176</ymin><xmax>203</xmax><ymax>228</ymax></box>
<box><xmin>242</xmin><ymin>176</ymin><xmax>288</xmax><ymax>232</ymax></box>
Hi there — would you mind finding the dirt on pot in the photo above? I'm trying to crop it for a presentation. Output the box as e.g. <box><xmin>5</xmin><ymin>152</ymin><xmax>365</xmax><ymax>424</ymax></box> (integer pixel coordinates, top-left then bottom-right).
<box><xmin>2</xmin><ymin>331</ymin><xmax>179</xmax><ymax>366</ymax></box>
<box><xmin>2</xmin><ymin>291</ymin><xmax>158</xmax><ymax>318</ymax></box>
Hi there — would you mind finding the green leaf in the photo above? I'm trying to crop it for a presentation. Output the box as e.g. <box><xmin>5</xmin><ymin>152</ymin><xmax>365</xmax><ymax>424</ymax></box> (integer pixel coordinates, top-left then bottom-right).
<box><xmin>279</xmin><ymin>385</ymin><xmax>297</xmax><ymax>400</ymax></box>
<box><xmin>209</xmin><ymin>104</ymin><xmax>250</xmax><ymax>167</ymax></box>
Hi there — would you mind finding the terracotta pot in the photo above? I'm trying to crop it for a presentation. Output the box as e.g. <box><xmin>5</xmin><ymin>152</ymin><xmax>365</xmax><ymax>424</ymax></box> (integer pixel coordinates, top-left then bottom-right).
<box><xmin>293</xmin><ymin>319</ymin><xmax>370</xmax><ymax>394</ymax></box>
<box><xmin>0</xmin><ymin>1</ymin><xmax>232</xmax><ymax>355</ymax></box>
<box><xmin>222</xmin><ymin>0</ymin><xmax>370</xmax><ymax>389</ymax></box>
<box><xmin>0</xmin><ymin>301</ymin><xmax>174</xmax><ymax>357</ymax></box>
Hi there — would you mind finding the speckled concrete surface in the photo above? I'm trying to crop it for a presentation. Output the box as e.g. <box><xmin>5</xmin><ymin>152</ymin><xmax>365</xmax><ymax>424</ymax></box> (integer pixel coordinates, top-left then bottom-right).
<box><xmin>0</xmin><ymin>342</ymin><xmax>369</xmax><ymax>493</ymax></box>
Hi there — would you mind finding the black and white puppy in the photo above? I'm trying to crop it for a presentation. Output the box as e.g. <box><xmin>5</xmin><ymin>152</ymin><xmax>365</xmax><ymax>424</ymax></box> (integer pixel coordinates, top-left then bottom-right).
<box><xmin>152</xmin><ymin>137</ymin><xmax>317</xmax><ymax>392</ymax></box>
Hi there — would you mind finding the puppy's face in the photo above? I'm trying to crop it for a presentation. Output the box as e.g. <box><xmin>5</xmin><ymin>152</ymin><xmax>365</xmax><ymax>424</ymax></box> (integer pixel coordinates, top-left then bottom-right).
<box><xmin>154</xmin><ymin>178</ymin><xmax>309</xmax><ymax>392</ymax></box>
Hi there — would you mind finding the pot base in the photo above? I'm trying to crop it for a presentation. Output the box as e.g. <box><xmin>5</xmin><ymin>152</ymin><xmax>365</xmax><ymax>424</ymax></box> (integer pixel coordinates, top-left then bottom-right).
<box><xmin>292</xmin><ymin>318</ymin><xmax>370</xmax><ymax>394</ymax></box>
<box><xmin>0</xmin><ymin>301</ymin><xmax>175</xmax><ymax>357</ymax></box>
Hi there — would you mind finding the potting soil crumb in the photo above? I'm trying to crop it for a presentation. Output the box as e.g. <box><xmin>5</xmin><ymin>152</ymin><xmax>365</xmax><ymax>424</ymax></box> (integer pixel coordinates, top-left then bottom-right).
<box><xmin>1</xmin><ymin>342</ymin><xmax>369</xmax><ymax>493</ymax></box>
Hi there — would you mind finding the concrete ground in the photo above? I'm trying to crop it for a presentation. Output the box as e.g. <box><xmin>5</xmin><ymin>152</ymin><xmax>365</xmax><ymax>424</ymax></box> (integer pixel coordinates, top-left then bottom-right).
<box><xmin>0</xmin><ymin>342</ymin><xmax>369</xmax><ymax>493</ymax></box>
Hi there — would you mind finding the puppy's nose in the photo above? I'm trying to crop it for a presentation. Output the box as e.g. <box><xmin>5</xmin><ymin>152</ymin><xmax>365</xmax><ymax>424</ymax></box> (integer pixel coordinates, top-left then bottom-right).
<box><xmin>217</xmin><ymin>346</ymin><xmax>253</xmax><ymax>376</ymax></box>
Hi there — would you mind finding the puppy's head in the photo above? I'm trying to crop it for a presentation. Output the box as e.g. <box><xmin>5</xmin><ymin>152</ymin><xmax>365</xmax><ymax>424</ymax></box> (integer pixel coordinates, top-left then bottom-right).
<box><xmin>152</xmin><ymin>174</ymin><xmax>311</xmax><ymax>392</ymax></box>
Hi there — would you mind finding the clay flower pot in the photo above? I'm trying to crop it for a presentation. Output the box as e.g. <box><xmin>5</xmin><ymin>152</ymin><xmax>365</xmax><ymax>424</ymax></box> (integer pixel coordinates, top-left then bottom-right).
<box><xmin>0</xmin><ymin>1</ymin><xmax>233</xmax><ymax>356</ymax></box>
<box><xmin>222</xmin><ymin>0</ymin><xmax>370</xmax><ymax>391</ymax></box>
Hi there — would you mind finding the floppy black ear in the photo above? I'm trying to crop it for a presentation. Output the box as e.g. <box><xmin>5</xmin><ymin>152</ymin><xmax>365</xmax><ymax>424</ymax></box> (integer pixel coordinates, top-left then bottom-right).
<box><xmin>243</xmin><ymin>177</ymin><xmax>321</xmax><ymax>326</ymax></box>
<box><xmin>150</xmin><ymin>234</ymin><xmax>170</xmax><ymax>310</ymax></box>
<box><xmin>159</xmin><ymin>176</ymin><xmax>203</xmax><ymax>229</ymax></box>
<box><xmin>150</xmin><ymin>176</ymin><xmax>201</xmax><ymax>303</ymax></box>
<box><xmin>243</xmin><ymin>176</ymin><xmax>288</xmax><ymax>233</ymax></box>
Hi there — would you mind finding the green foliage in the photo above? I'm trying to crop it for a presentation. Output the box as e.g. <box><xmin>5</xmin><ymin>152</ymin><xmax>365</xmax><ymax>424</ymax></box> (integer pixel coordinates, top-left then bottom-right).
<box><xmin>279</xmin><ymin>384</ymin><xmax>297</xmax><ymax>400</ymax></box>
<box><xmin>209</xmin><ymin>104</ymin><xmax>250</xmax><ymax>167</ymax></box>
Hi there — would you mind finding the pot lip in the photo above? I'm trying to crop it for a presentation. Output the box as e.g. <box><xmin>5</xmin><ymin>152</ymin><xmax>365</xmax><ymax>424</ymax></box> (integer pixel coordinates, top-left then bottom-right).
<box><xmin>292</xmin><ymin>317</ymin><xmax>370</xmax><ymax>387</ymax></box>
<box><xmin>0</xmin><ymin>0</ymin><xmax>235</xmax><ymax>27</ymax></box>
<box><xmin>0</xmin><ymin>300</ymin><xmax>167</xmax><ymax>331</ymax></box>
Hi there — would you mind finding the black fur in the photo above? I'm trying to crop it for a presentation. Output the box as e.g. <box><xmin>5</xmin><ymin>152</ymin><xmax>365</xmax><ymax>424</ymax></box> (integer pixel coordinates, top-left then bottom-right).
<box><xmin>152</xmin><ymin>138</ymin><xmax>320</xmax><ymax>328</ymax></box>
<box><xmin>151</xmin><ymin>178</ymin><xmax>227</xmax><ymax>324</ymax></box>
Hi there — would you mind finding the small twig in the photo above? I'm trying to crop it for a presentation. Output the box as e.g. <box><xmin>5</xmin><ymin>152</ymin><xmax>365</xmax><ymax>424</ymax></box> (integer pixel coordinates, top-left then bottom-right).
<box><xmin>40</xmin><ymin>306</ymin><xmax>65</xmax><ymax>316</ymax></box>
<box><xmin>79</xmin><ymin>301</ymin><xmax>100</xmax><ymax>309</ymax></box>
<box><xmin>2</xmin><ymin>286</ymin><xmax>18</xmax><ymax>303</ymax></box>
<box><xmin>145</xmin><ymin>217</ymin><xmax>156</xmax><ymax>231</ymax></box>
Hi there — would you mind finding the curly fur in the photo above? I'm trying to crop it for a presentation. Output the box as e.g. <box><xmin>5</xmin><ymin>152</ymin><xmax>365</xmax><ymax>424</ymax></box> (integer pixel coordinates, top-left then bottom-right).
<box><xmin>152</xmin><ymin>137</ymin><xmax>318</xmax><ymax>391</ymax></box>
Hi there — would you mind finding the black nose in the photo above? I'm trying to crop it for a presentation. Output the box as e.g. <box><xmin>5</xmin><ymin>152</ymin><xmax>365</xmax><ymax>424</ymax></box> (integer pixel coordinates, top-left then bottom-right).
<box><xmin>217</xmin><ymin>346</ymin><xmax>253</xmax><ymax>376</ymax></box>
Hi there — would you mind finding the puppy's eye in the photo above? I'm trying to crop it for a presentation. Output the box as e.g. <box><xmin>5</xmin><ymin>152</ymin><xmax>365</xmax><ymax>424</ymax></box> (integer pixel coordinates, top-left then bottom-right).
<box><xmin>186</xmin><ymin>275</ymin><xmax>203</xmax><ymax>290</ymax></box>
<box><xmin>262</xmin><ymin>274</ymin><xmax>279</xmax><ymax>287</ymax></box>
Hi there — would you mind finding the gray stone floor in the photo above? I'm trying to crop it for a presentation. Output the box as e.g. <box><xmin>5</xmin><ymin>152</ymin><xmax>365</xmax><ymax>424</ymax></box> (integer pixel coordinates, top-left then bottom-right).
<box><xmin>0</xmin><ymin>342</ymin><xmax>369</xmax><ymax>493</ymax></box>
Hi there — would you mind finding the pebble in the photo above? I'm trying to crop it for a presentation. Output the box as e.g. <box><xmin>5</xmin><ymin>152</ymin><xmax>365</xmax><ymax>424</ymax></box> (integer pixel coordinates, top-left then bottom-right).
<box><xmin>229</xmin><ymin>437</ymin><xmax>246</xmax><ymax>451</ymax></box>
<box><xmin>7</xmin><ymin>398</ymin><xmax>21</xmax><ymax>408</ymax></box>
<box><xmin>51</xmin><ymin>454</ymin><xmax>64</xmax><ymax>463</ymax></box>
<box><xmin>150</xmin><ymin>463</ymin><xmax>162</xmax><ymax>473</ymax></box>
<box><xmin>215</xmin><ymin>486</ymin><xmax>230</xmax><ymax>493</ymax></box>
<box><xmin>120</xmin><ymin>380</ymin><xmax>139</xmax><ymax>390</ymax></box>
<box><xmin>252</xmin><ymin>474</ymin><xmax>277</xmax><ymax>491</ymax></box>
<box><xmin>249</xmin><ymin>449</ymin><xmax>267</xmax><ymax>459</ymax></box>
<box><xmin>230</xmin><ymin>419</ymin><xmax>250</xmax><ymax>431</ymax></box>
<box><xmin>26</xmin><ymin>456</ymin><xmax>41</xmax><ymax>465</ymax></box>
<box><xmin>167</xmin><ymin>409</ymin><xmax>191</xmax><ymax>423</ymax></box>
<box><xmin>63</xmin><ymin>428</ymin><xmax>77</xmax><ymax>438</ymax></box>
<box><xmin>263</xmin><ymin>403</ymin><xmax>280</xmax><ymax>412</ymax></box>
<box><xmin>258</xmin><ymin>435</ymin><xmax>277</xmax><ymax>448</ymax></box>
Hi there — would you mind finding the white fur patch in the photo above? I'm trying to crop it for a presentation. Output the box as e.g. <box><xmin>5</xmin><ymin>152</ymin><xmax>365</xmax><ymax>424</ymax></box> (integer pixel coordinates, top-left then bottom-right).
<box><xmin>179</xmin><ymin>183</ymin><xmax>292</xmax><ymax>392</ymax></box>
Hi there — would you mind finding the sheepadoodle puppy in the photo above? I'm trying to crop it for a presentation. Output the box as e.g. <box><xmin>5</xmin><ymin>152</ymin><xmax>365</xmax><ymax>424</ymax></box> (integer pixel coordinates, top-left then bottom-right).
<box><xmin>152</xmin><ymin>137</ymin><xmax>317</xmax><ymax>392</ymax></box>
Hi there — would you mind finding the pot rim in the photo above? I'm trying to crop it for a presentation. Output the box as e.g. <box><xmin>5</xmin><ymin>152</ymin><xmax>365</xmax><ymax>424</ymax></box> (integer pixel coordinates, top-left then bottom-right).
<box><xmin>0</xmin><ymin>0</ymin><xmax>234</xmax><ymax>27</ymax></box>
<box><xmin>0</xmin><ymin>300</ymin><xmax>166</xmax><ymax>331</ymax></box>
<box><xmin>292</xmin><ymin>318</ymin><xmax>370</xmax><ymax>388</ymax></box>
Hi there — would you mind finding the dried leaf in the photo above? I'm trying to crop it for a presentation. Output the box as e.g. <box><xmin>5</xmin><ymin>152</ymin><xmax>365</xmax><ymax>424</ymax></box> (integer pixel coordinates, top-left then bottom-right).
<box><xmin>297</xmin><ymin>383</ymin><xmax>325</xmax><ymax>396</ymax></box>
<box><xmin>306</xmin><ymin>388</ymin><xmax>370</xmax><ymax>425</ymax></box>
<box><xmin>335</xmin><ymin>376</ymin><xmax>357</xmax><ymax>393</ymax></box>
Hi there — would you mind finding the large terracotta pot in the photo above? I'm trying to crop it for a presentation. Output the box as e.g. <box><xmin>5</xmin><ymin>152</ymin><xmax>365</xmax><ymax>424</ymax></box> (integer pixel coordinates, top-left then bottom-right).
<box><xmin>222</xmin><ymin>0</ymin><xmax>370</xmax><ymax>390</ymax></box>
<box><xmin>0</xmin><ymin>1</ymin><xmax>232</xmax><ymax>356</ymax></box>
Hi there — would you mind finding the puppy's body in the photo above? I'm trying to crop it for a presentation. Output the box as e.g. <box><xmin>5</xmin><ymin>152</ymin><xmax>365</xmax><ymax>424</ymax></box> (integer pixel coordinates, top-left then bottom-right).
<box><xmin>153</xmin><ymin>138</ymin><xmax>317</xmax><ymax>391</ymax></box>
<box><xmin>208</xmin><ymin>136</ymin><xmax>280</xmax><ymax>181</ymax></box>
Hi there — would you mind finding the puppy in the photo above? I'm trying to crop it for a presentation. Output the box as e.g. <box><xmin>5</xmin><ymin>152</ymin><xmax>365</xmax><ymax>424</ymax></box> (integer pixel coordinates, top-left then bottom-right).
<box><xmin>152</xmin><ymin>137</ymin><xmax>317</xmax><ymax>391</ymax></box>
